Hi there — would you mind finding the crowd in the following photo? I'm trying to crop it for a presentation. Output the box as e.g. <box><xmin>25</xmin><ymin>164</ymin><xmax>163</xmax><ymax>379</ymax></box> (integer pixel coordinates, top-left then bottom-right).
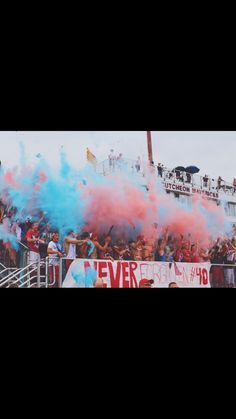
<box><xmin>1</xmin><ymin>198</ymin><xmax>236</xmax><ymax>287</ymax></box>
<box><xmin>1</xmin><ymin>151</ymin><xmax>236</xmax><ymax>288</ymax></box>
<box><xmin>108</xmin><ymin>150</ymin><xmax>125</xmax><ymax>170</ymax></box>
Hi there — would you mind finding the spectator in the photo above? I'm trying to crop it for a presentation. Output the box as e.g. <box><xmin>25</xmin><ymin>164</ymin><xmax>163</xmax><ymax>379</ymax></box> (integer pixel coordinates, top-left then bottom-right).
<box><xmin>174</xmin><ymin>246</ymin><xmax>184</xmax><ymax>262</ymax></box>
<box><xmin>135</xmin><ymin>157</ymin><xmax>141</xmax><ymax>172</ymax></box>
<box><xmin>26</xmin><ymin>222</ymin><xmax>44</xmax><ymax>267</ymax></box>
<box><xmin>93</xmin><ymin>277</ymin><xmax>106</xmax><ymax>288</ymax></box>
<box><xmin>64</xmin><ymin>230</ymin><xmax>87</xmax><ymax>271</ymax></box>
<box><xmin>182</xmin><ymin>243</ymin><xmax>192</xmax><ymax>263</ymax></box>
<box><xmin>89</xmin><ymin>232</ymin><xmax>111</xmax><ymax>259</ymax></box>
<box><xmin>203</xmin><ymin>174</ymin><xmax>209</xmax><ymax>188</ymax></box>
<box><xmin>209</xmin><ymin>245</ymin><xmax>225</xmax><ymax>287</ymax></box>
<box><xmin>77</xmin><ymin>232</ymin><xmax>95</xmax><ymax>259</ymax></box>
<box><xmin>175</xmin><ymin>169</ymin><xmax>180</xmax><ymax>180</ymax></box>
<box><xmin>21</xmin><ymin>216</ymin><xmax>33</xmax><ymax>243</ymax></box>
<box><xmin>47</xmin><ymin>232</ymin><xmax>64</xmax><ymax>286</ymax></box>
<box><xmin>223</xmin><ymin>243</ymin><xmax>236</xmax><ymax>288</ymax></box>
<box><xmin>103</xmin><ymin>245</ymin><xmax>115</xmax><ymax>262</ymax></box>
<box><xmin>191</xmin><ymin>244</ymin><xmax>201</xmax><ymax>263</ymax></box>
<box><xmin>186</xmin><ymin>172</ymin><xmax>192</xmax><ymax>183</ymax></box>
<box><xmin>217</xmin><ymin>176</ymin><xmax>223</xmax><ymax>191</ymax></box>
<box><xmin>39</xmin><ymin>223</ymin><xmax>53</xmax><ymax>258</ymax></box>
<box><xmin>41</xmin><ymin>223</ymin><xmax>53</xmax><ymax>244</ymax></box>
<box><xmin>157</xmin><ymin>163</ymin><xmax>163</xmax><ymax>178</ymax></box>
<box><xmin>108</xmin><ymin>149</ymin><xmax>115</xmax><ymax>171</ymax></box>
<box><xmin>168</xmin><ymin>282</ymin><xmax>179</xmax><ymax>288</ymax></box>
<box><xmin>155</xmin><ymin>228</ymin><xmax>169</xmax><ymax>261</ymax></box>
<box><xmin>11</xmin><ymin>219</ymin><xmax>22</xmax><ymax>242</ymax></box>
<box><xmin>139</xmin><ymin>279</ymin><xmax>154</xmax><ymax>288</ymax></box>
<box><xmin>142</xmin><ymin>238</ymin><xmax>155</xmax><ymax>261</ymax></box>
<box><xmin>116</xmin><ymin>153</ymin><xmax>124</xmax><ymax>170</ymax></box>
<box><xmin>113</xmin><ymin>238</ymin><xmax>131</xmax><ymax>261</ymax></box>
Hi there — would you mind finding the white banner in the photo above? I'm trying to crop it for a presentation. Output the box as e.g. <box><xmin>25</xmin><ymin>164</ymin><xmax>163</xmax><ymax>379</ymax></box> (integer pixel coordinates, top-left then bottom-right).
<box><xmin>62</xmin><ymin>259</ymin><xmax>211</xmax><ymax>288</ymax></box>
<box><xmin>164</xmin><ymin>181</ymin><xmax>219</xmax><ymax>199</ymax></box>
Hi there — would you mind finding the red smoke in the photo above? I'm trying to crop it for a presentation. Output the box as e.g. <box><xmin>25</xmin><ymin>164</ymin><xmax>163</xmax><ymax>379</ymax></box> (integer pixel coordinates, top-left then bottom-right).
<box><xmin>84</xmin><ymin>180</ymin><xmax>150</xmax><ymax>233</ymax></box>
<box><xmin>39</xmin><ymin>171</ymin><xmax>47</xmax><ymax>183</ymax></box>
<box><xmin>4</xmin><ymin>171</ymin><xmax>20</xmax><ymax>189</ymax></box>
<box><xmin>83</xmin><ymin>173</ymin><xmax>225</xmax><ymax>246</ymax></box>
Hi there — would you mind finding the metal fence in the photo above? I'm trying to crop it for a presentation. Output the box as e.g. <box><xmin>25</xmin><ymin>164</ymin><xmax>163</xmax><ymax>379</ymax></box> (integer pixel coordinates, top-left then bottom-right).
<box><xmin>0</xmin><ymin>258</ymin><xmax>235</xmax><ymax>288</ymax></box>
<box><xmin>95</xmin><ymin>158</ymin><xmax>236</xmax><ymax>197</ymax></box>
<box><xmin>210</xmin><ymin>263</ymin><xmax>236</xmax><ymax>288</ymax></box>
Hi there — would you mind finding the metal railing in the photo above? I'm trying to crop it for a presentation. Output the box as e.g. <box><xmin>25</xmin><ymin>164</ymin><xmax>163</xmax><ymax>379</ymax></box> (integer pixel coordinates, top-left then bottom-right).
<box><xmin>95</xmin><ymin>158</ymin><xmax>236</xmax><ymax>198</ymax></box>
<box><xmin>0</xmin><ymin>255</ymin><xmax>70</xmax><ymax>288</ymax></box>
<box><xmin>0</xmin><ymin>262</ymin><xmax>12</xmax><ymax>277</ymax></box>
<box><xmin>0</xmin><ymin>255</ymin><xmax>235</xmax><ymax>288</ymax></box>
<box><xmin>0</xmin><ymin>257</ymin><xmax>50</xmax><ymax>288</ymax></box>
<box><xmin>210</xmin><ymin>263</ymin><xmax>236</xmax><ymax>288</ymax></box>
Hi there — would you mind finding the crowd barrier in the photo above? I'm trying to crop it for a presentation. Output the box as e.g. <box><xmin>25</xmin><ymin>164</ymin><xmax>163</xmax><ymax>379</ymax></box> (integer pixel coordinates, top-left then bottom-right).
<box><xmin>0</xmin><ymin>257</ymin><xmax>235</xmax><ymax>288</ymax></box>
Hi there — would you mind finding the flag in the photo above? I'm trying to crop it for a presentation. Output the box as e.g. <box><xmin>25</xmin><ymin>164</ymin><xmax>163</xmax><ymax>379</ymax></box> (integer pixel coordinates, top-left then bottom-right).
<box><xmin>86</xmin><ymin>148</ymin><xmax>97</xmax><ymax>166</ymax></box>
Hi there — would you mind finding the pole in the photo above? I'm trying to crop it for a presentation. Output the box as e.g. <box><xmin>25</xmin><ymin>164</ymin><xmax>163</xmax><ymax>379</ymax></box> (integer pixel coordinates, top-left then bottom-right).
<box><xmin>37</xmin><ymin>259</ymin><xmax>41</xmax><ymax>288</ymax></box>
<box><xmin>59</xmin><ymin>257</ymin><xmax>63</xmax><ymax>288</ymax></box>
<box><xmin>147</xmin><ymin>131</ymin><xmax>153</xmax><ymax>164</ymax></box>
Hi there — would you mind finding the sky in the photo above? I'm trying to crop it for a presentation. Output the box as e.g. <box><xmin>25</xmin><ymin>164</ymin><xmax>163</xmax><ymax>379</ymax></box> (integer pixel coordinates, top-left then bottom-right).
<box><xmin>0</xmin><ymin>131</ymin><xmax>235</xmax><ymax>183</ymax></box>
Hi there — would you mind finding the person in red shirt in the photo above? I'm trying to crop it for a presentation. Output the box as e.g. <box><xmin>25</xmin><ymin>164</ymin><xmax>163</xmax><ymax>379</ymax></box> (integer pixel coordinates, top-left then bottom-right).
<box><xmin>182</xmin><ymin>244</ymin><xmax>192</xmax><ymax>263</ymax></box>
<box><xmin>26</xmin><ymin>222</ymin><xmax>45</xmax><ymax>266</ymax></box>
<box><xmin>191</xmin><ymin>244</ymin><xmax>201</xmax><ymax>263</ymax></box>
<box><xmin>174</xmin><ymin>247</ymin><xmax>184</xmax><ymax>262</ymax></box>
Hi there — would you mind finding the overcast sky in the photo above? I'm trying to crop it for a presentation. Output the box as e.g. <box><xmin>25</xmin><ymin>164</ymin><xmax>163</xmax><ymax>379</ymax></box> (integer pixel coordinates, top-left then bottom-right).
<box><xmin>0</xmin><ymin>131</ymin><xmax>235</xmax><ymax>182</ymax></box>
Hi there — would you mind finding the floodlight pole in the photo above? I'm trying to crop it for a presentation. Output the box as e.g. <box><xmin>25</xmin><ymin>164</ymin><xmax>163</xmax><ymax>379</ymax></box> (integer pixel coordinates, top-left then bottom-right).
<box><xmin>147</xmin><ymin>131</ymin><xmax>154</xmax><ymax>165</ymax></box>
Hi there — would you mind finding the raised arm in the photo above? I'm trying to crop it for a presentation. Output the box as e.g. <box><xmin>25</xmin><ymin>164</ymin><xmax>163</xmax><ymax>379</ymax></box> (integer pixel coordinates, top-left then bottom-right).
<box><xmin>65</xmin><ymin>237</ymin><xmax>87</xmax><ymax>246</ymax></box>
<box><xmin>94</xmin><ymin>236</ymin><xmax>112</xmax><ymax>252</ymax></box>
<box><xmin>159</xmin><ymin>227</ymin><xmax>169</xmax><ymax>251</ymax></box>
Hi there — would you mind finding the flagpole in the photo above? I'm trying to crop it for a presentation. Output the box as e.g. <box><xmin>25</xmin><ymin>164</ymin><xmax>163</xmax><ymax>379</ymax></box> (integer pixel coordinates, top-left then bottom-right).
<box><xmin>147</xmin><ymin>131</ymin><xmax>153</xmax><ymax>165</ymax></box>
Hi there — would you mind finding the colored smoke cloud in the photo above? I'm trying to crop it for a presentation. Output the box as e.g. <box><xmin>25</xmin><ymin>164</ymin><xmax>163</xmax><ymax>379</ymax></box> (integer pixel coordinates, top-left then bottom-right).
<box><xmin>0</xmin><ymin>145</ymin><xmax>227</xmax><ymax>247</ymax></box>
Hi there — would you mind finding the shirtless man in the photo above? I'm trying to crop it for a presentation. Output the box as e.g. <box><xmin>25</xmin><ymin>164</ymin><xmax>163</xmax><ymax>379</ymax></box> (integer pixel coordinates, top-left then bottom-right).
<box><xmin>76</xmin><ymin>232</ymin><xmax>97</xmax><ymax>259</ymax></box>
<box><xmin>89</xmin><ymin>233</ymin><xmax>112</xmax><ymax>259</ymax></box>
<box><xmin>142</xmin><ymin>238</ymin><xmax>155</xmax><ymax>261</ymax></box>
<box><xmin>113</xmin><ymin>239</ymin><xmax>131</xmax><ymax>261</ymax></box>
<box><xmin>129</xmin><ymin>236</ymin><xmax>145</xmax><ymax>261</ymax></box>
<box><xmin>99</xmin><ymin>240</ymin><xmax>114</xmax><ymax>261</ymax></box>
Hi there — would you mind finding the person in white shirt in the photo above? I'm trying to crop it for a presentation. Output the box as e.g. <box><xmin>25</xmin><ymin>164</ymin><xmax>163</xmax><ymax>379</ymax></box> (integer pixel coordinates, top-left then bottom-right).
<box><xmin>47</xmin><ymin>233</ymin><xmax>64</xmax><ymax>286</ymax></box>
<box><xmin>11</xmin><ymin>219</ymin><xmax>22</xmax><ymax>242</ymax></box>
<box><xmin>64</xmin><ymin>230</ymin><xmax>87</xmax><ymax>271</ymax></box>
<box><xmin>108</xmin><ymin>149</ymin><xmax>115</xmax><ymax>171</ymax></box>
